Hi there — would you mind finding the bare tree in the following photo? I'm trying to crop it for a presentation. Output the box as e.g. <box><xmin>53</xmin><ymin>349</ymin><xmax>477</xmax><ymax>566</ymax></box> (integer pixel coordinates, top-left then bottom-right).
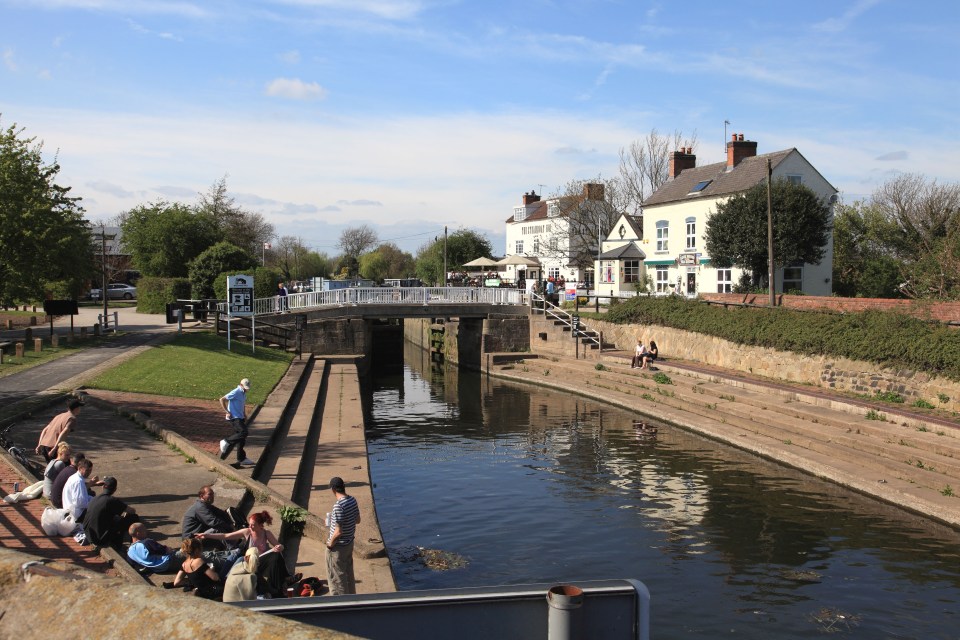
<box><xmin>618</xmin><ymin>128</ymin><xmax>698</xmax><ymax>217</ymax></box>
<box><xmin>540</xmin><ymin>177</ymin><xmax>628</xmax><ymax>272</ymax></box>
<box><xmin>197</xmin><ymin>176</ymin><xmax>274</xmax><ymax>257</ymax></box>
<box><xmin>272</xmin><ymin>235</ymin><xmax>313</xmax><ymax>281</ymax></box>
<box><xmin>337</xmin><ymin>224</ymin><xmax>379</xmax><ymax>260</ymax></box>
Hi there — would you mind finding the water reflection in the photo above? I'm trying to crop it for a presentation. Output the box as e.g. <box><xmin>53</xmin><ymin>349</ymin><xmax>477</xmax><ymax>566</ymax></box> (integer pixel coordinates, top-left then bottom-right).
<box><xmin>366</xmin><ymin>343</ymin><xmax>960</xmax><ymax>638</ymax></box>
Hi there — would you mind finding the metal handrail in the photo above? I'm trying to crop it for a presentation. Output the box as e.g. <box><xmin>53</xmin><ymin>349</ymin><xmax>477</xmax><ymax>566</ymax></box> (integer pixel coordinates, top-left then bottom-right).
<box><xmin>217</xmin><ymin>287</ymin><xmax>524</xmax><ymax>317</ymax></box>
<box><xmin>530</xmin><ymin>292</ymin><xmax>601</xmax><ymax>349</ymax></box>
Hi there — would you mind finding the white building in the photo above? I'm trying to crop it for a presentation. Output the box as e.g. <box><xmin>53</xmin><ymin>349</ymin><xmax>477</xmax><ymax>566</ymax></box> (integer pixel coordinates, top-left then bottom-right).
<box><xmin>503</xmin><ymin>185</ymin><xmax>606</xmax><ymax>287</ymax></box>
<box><xmin>633</xmin><ymin>133</ymin><xmax>837</xmax><ymax>297</ymax></box>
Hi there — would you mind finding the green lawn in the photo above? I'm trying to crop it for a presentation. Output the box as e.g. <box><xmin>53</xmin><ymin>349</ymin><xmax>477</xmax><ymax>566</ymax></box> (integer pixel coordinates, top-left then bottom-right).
<box><xmin>0</xmin><ymin>336</ymin><xmax>106</xmax><ymax>379</ymax></box>
<box><xmin>87</xmin><ymin>331</ymin><xmax>293</xmax><ymax>404</ymax></box>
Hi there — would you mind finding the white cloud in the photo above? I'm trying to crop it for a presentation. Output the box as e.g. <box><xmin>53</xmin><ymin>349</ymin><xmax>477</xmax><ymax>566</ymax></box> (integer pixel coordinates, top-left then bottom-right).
<box><xmin>269</xmin><ymin>0</ymin><xmax>426</xmax><ymax>21</ymax></box>
<box><xmin>16</xmin><ymin>0</ymin><xmax>209</xmax><ymax>18</ymax></box>
<box><xmin>813</xmin><ymin>0</ymin><xmax>883</xmax><ymax>33</ymax></box>
<box><xmin>278</xmin><ymin>50</ymin><xmax>301</xmax><ymax>64</ymax></box>
<box><xmin>264</xmin><ymin>77</ymin><xmax>327</xmax><ymax>100</ymax></box>
<box><xmin>87</xmin><ymin>180</ymin><xmax>135</xmax><ymax>197</ymax></box>
<box><xmin>3</xmin><ymin>48</ymin><xmax>17</xmax><ymax>72</ymax></box>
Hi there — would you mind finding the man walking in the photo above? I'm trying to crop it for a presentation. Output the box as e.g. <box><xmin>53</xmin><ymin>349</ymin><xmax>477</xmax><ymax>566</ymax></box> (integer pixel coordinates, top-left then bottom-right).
<box><xmin>325</xmin><ymin>476</ymin><xmax>361</xmax><ymax>595</ymax></box>
<box><xmin>277</xmin><ymin>281</ymin><xmax>288</xmax><ymax>312</ymax></box>
<box><xmin>219</xmin><ymin>378</ymin><xmax>255</xmax><ymax>468</ymax></box>
<box><xmin>36</xmin><ymin>399</ymin><xmax>83</xmax><ymax>461</ymax></box>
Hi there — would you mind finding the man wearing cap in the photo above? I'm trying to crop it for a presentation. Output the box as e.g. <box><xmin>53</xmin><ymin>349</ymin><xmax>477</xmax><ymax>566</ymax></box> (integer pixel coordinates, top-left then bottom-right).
<box><xmin>219</xmin><ymin>378</ymin><xmax>255</xmax><ymax>467</ymax></box>
<box><xmin>83</xmin><ymin>476</ymin><xmax>139</xmax><ymax>547</ymax></box>
<box><xmin>36</xmin><ymin>399</ymin><xmax>83</xmax><ymax>462</ymax></box>
<box><xmin>325</xmin><ymin>476</ymin><xmax>361</xmax><ymax>595</ymax></box>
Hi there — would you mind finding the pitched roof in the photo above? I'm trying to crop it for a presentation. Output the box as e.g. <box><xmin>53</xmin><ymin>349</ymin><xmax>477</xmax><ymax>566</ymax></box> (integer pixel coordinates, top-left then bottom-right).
<box><xmin>598</xmin><ymin>242</ymin><xmax>646</xmax><ymax>260</ymax></box>
<box><xmin>642</xmin><ymin>149</ymin><xmax>795</xmax><ymax>208</ymax></box>
<box><xmin>505</xmin><ymin>200</ymin><xmax>547</xmax><ymax>224</ymax></box>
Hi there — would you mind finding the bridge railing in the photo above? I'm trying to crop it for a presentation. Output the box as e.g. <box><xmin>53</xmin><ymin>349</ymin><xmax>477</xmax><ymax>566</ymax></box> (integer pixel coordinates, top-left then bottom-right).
<box><xmin>218</xmin><ymin>287</ymin><xmax>525</xmax><ymax>317</ymax></box>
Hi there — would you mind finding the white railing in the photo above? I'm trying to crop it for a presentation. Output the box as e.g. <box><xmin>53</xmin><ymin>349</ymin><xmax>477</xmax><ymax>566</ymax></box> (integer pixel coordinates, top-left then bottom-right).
<box><xmin>530</xmin><ymin>292</ymin><xmax>601</xmax><ymax>350</ymax></box>
<box><xmin>218</xmin><ymin>287</ymin><xmax>525</xmax><ymax>317</ymax></box>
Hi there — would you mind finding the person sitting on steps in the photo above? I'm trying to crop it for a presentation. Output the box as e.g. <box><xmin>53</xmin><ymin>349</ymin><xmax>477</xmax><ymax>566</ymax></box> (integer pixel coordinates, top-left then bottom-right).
<box><xmin>631</xmin><ymin>338</ymin><xmax>648</xmax><ymax>369</ymax></box>
<box><xmin>641</xmin><ymin>340</ymin><xmax>658</xmax><ymax>370</ymax></box>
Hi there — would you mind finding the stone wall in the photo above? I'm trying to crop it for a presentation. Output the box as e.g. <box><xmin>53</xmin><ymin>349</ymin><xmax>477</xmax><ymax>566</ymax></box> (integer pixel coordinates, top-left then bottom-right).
<box><xmin>482</xmin><ymin>317</ymin><xmax>530</xmax><ymax>353</ymax></box>
<box><xmin>301</xmin><ymin>318</ymin><xmax>371</xmax><ymax>355</ymax></box>
<box><xmin>403</xmin><ymin>317</ymin><xmax>530</xmax><ymax>368</ymax></box>
<box><xmin>701</xmin><ymin>293</ymin><xmax>960</xmax><ymax>323</ymax></box>
<box><xmin>591</xmin><ymin>318</ymin><xmax>960</xmax><ymax>412</ymax></box>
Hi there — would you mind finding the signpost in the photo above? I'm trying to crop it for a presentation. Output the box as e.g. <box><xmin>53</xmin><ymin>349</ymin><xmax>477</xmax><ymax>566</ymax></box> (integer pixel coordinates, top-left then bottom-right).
<box><xmin>227</xmin><ymin>274</ymin><xmax>255</xmax><ymax>352</ymax></box>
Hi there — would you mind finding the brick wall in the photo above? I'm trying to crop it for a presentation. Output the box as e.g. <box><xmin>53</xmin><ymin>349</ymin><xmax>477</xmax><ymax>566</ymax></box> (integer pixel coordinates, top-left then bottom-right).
<box><xmin>700</xmin><ymin>293</ymin><xmax>960</xmax><ymax>323</ymax></box>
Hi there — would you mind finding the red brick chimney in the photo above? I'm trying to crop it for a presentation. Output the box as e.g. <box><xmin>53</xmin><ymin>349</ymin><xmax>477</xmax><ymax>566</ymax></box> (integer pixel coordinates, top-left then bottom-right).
<box><xmin>669</xmin><ymin>147</ymin><xmax>696</xmax><ymax>179</ymax></box>
<box><xmin>727</xmin><ymin>133</ymin><xmax>757</xmax><ymax>168</ymax></box>
<box><xmin>522</xmin><ymin>191</ymin><xmax>541</xmax><ymax>205</ymax></box>
<box><xmin>584</xmin><ymin>183</ymin><xmax>604</xmax><ymax>201</ymax></box>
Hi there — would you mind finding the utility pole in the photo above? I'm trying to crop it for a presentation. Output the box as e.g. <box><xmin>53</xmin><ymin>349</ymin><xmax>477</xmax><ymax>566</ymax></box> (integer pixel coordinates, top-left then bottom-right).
<box><xmin>443</xmin><ymin>226</ymin><xmax>448</xmax><ymax>287</ymax></box>
<box><xmin>767</xmin><ymin>158</ymin><xmax>775</xmax><ymax>307</ymax></box>
<box><xmin>101</xmin><ymin>224</ymin><xmax>108</xmax><ymax>325</ymax></box>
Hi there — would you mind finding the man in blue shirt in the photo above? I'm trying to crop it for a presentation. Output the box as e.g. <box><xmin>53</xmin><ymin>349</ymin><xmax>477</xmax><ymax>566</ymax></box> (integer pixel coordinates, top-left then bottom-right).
<box><xmin>218</xmin><ymin>378</ymin><xmax>255</xmax><ymax>467</ymax></box>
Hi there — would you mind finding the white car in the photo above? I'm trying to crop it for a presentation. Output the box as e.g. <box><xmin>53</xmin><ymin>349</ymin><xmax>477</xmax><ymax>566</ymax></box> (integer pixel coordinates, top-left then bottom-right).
<box><xmin>89</xmin><ymin>283</ymin><xmax>137</xmax><ymax>300</ymax></box>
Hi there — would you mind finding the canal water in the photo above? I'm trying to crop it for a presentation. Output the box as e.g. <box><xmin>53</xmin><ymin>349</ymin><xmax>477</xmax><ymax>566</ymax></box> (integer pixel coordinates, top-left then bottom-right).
<box><xmin>366</xmin><ymin>347</ymin><xmax>960</xmax><ymax>639</ymax></box>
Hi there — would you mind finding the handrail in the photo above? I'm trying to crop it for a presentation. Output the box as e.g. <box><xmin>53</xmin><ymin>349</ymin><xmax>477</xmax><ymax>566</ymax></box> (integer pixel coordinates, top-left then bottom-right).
<box><xmin>217</xmin><ymin>287</ymin><xmax>525</xmax><ymax>317</ymax></box>
<box><xmin>530</xmin><ymin>292</ymin><xmax>601</xmax><ymax>349</ymax></box>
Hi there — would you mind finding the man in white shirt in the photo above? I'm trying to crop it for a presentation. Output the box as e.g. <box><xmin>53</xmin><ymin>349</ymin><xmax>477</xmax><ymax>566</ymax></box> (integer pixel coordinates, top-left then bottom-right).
<box><xmin>62</xmin><ymin>458</ymin><xmax>95</xmax><ymax>521</ymax></box>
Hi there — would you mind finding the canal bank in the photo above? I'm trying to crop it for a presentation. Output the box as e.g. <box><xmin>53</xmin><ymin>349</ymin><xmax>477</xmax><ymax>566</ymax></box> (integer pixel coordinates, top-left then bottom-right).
<box><xmin>480</xmin><ymin>350</ymin><xmax>960</xmax><ymax>529</ymax></box>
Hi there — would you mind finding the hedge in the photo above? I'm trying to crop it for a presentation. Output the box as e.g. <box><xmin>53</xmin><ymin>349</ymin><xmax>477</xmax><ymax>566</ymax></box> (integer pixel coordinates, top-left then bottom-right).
<box><xmin>136</xmin><ymin>277</ymin><xmax>191</xmax><ymax>314</ymax></box>
<box><xmin>603</xmin><ymin>296</ymin><xmax>960</xmax><ymax>381</ymax></box>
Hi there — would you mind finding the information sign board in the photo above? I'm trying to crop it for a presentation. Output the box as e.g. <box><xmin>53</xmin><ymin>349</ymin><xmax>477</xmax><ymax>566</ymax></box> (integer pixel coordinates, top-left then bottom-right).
<box><xmin>227</xmin><ymin>274</ymin><xmax>254</xmax><ymax>316</ymax></box>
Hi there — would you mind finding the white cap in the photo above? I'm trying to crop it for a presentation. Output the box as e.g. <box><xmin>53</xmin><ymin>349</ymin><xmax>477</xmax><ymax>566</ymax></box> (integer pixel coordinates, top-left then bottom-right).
<box><xmin>240</xmin><ymin>378</ymin><xmax>250</xmax><ymax>390</ymax></box>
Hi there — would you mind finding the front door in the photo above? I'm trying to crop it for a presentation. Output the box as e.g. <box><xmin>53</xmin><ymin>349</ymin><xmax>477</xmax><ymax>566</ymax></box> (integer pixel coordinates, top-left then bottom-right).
<box><xmin>686</xmin><ymin>271</ymin><xmax>696</xmax><ymax>296</ymax></box>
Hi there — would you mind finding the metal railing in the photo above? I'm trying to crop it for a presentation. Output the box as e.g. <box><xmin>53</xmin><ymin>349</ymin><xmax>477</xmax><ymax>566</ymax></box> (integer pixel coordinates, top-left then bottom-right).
<box><xmin>530</xmin><ymin>292</ymin><xmax>601</xmax><ymax>350</ymax></box>
<box><xmin>217</xmin><ymin>287</ymin><xmax>525</xmax><ymax>317</ymax></box>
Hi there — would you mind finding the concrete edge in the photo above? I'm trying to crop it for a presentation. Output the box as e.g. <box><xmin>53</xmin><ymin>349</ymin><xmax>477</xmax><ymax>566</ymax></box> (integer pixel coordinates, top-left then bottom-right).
<box><xmin>485</xmin><ymin>357</ymin><xmax>960</xmax><ymax>530</ymax></box>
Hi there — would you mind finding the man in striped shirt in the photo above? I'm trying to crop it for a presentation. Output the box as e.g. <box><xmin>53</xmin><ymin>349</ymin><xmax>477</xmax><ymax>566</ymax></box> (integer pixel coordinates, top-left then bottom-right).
<box><xmin>325</xmin><ymin>476</ymin><xmax>361</xmax><ymax>595</ymax></box>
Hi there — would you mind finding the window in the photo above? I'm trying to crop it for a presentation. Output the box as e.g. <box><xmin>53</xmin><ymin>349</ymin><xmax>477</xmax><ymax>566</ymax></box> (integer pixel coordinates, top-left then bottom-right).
<box><xmin>782</xmin><ymin>265</ymin><xmax>803</xmax><ymax>292</ymax></box>
<box><xmin>514</xmin><ymin>206</ymin><xmax>526</xmax><ymax>222</ymax></box>
<box><xmin>689</xmin><ymin>179</ymin><xmax>712</xmax><ymax>193</ymax></box>
<box><xmin>600</xmin><ymin>261</ymin><xmax>615</xmax><ymax>284</ymax></box>
<box><xmin>685</xmin><ymin>217</ymin><xmax>696</xmax><ymax>250</ymax></box>
<box><xmin>623</xmin><ymin>260</ymin><xmax>640</xmax><ymax>283</ymax></box>
<box><xmin>533</xmin><ymin>238</ymin><xmax>540</xmax><ymax>254</ymax></box>
<box><xmin>717</xmin><ymin>269</ymin><xmax>732</xmax><ymax>293</ymax></box>
<box><xmin>786</xmin><ymin>174</ymin><xmax>802</xmax><ymax>185</ymax></box>
<box><xmin>515</xmin><ymin>240</ymin><xmax>523</xmax><ymax>254</ymax></box>
<box><xmin>548</xmin><ymin>202</ymin><xmax>560</xmax><ymax>217</ymax></box>
<box><xmin>656</xmin><ymin>221</ymin><xmax>669</xmax><ymax>252</ymax></box>
<box><xmin>656</xmin><ymin>266</ymin><xmax>670</xmax><ymax>293</ymax></box>
<box><xmin>549</xmin><ymin>237</ymin><xmax>558</xmax><ymax>251</ymax></box>
<box><xmin>548</xmin><ymin>267</ymin><xmax>560</xmax><ymax>280</ymax></box>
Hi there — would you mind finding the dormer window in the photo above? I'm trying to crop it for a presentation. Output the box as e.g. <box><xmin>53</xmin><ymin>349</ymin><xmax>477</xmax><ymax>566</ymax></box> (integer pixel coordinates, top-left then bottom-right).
<box><xmin>689</xmin><ymin>180</ymin><xmax>711</xmax><ymax>194</ymax></box>
<box><xmin>514</xmin><ymin>206</ymin><xmax>527</xmax><ymax>222</ymax></box>
<box><xmin>548</xmin><ymin>202</ymin><xmax>560</xmax><ymax>218</ymax></box>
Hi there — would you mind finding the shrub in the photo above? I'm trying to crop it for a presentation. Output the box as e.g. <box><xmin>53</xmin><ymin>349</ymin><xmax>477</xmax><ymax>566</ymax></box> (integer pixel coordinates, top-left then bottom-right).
<box><xmin>279</xmin><ymin>505</ymin><xmax>308</xmax><ymax>535</ymax></box>
<box><xmin>652</xmin><ymin>372</ymin><xmax>672</xmax><ymax>385</ymax></box>
<box><xmin>874</xmin><ymin>391</ymin><xmax>905</xmax><ymax>404</ymax></box>
<box><xmin>136</xmin><ymin>277</ymin><xmax>191</xmax><ymax>314</ymax></box>
<box><xmin>212</xmin><ymin>267</ymin><xmax>283</xmax><ymax>300</ymax></box>
<box><xmin>603</xmin><ymin>296</ymin><xmax>960</xmax><ymax>381</ymax></box>
<box><xmin>913</xmin><ymin>399</ymin><xmax>935</xmax><ymax>409</ymax></box>
<box><xmin>595</xmin><ymin>363</ymin><xmax>607</xmax><ymax>371</ymax></box>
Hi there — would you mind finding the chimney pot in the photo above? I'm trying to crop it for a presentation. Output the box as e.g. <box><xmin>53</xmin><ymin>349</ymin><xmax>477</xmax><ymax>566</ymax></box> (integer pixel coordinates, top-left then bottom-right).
<box><xmin>669</xmin><ymin>148</ymin><xmax>697</xmax><ymax>179</ymax></box>
<box><xmin>731</xmin><ymin>133</ymin><xmax>738</xmax><ymax>141</ymax></box>
<box><xmin>738</xmin><ymin>133</ymin><xmax>744</xmax><ymax>141</ymax></box>
<box><xmin>727</xmin><ymin>134</ymin><xmax>758</xmax><ymax>168</ymax></box>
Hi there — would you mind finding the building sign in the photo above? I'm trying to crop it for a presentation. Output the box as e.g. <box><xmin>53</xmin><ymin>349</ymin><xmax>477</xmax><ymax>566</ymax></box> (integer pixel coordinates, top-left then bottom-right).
<box><xmin>227</xmin><ymin>274</ymin><xmax>254</xmax><ymax>316</ymax></box>
<box><xmin>678</xmin><ymin>253</ymin><xmax>698</xmax><ymax>266</ymax></box>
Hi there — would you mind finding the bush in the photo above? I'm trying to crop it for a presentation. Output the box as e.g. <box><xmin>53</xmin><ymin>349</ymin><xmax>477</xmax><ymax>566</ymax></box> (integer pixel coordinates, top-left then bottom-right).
<box><xmin>212</xmin><ymin>267</ymin><xmax>283</xmax><ymax>300</ymax></box>
<box><xmin>604</xmin><ymin>296</ymin><xmax>960</xmax><ymax>381</ymax></box>
<box><xmin>136</xmin><ymin>277</ymin><xmax>191</xmax><ymax>313</ymax></box>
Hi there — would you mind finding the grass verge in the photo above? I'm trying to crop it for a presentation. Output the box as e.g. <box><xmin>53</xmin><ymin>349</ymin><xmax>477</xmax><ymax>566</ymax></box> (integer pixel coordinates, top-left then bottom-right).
<box><xmin>85</xmin><ymin>331</ymin><xmax>292</xmax><ymax>404</ymax></box>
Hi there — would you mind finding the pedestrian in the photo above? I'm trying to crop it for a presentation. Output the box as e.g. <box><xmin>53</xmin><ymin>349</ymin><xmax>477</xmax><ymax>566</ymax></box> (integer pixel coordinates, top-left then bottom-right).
<box><xmin>325</xmin><ymin>476</ymin><xmax>361</xmax><ymax>595</ymax></box>
<box><xmin>219</xmin><ymin>378</ymin><xmax>256</xmax><ymax>468</ymax></box>
<box><xmin>36</xmin><ymin>398</ymin><xmax>83</xmax><ymax>461</ymax></box>
<box><xmin>82</xmin><ymin>476</ymin><xmax>139</xmax><ymax>548</ymax></box>
<box><xmin>277</xmin><ymin>281</ymin><xmax>288</xmax><ymax>312</ymax></box>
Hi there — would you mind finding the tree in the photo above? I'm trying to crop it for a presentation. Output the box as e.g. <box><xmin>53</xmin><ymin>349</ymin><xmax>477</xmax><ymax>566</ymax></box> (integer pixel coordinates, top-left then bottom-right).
<box><xmin>272</xmin><ymin>235</ymin><xmax>316</xmax><ymax>281</ymax></box>
<box><xmin>337</xmin><ymin>225</ymin><xmax>379</xmax><ymax>269</ymax></box>
<box><xmin>359</xmin><ymin>251</ymin><xmax>390</xmax><ymax>283</ymax></box>
<box><xmin>0</xmin><ymin>122</ymin><xmax>92</xmax><ymax>304</ymax></box>
<box><xmin>704</xmin><ymin>179</ymin><xmax>832</xmax><ymax>287</ymax></box>
<box><xmin>870</xmin><ymin>174</ymin><xmax>960</xmax><ymax>299</ymax></box>
<box><xmin>197</xmin><ymin>176</ymin><xmax>274</xmax><ymax>257</ymax></box>
<box><xmin>188</xmin><ymin>242</ymin><xmax>255</xmax><ymax>299</ymax></box>
<box><xmin>415</xmin><ymin>228</ymin><xmax>493</xmax><ymax>285</ymax></box>
<box><xmin>618</xmin><ymin>128</ymin><xmax>698</xmax><ymax>217</ymax></box>
<box><xmin>120</xmin><ymin>201</ymin><xmax>219</xmax><ymax>277</ymax></box>
<box><xmin>299</xmin><ymin>251</ymin><xmax>332</xmax><ymax>282</ymax></box>
<box><xmin>832</xmin><ymin>201</ymin><xmax>902</xmax><ymax>298</ymax></box>
<box><xmin>543</xmin><ymin>177</ymin><xmax>628</xmax><ymax>272</ymax></box>
<box><xmin>360</xmin><ymin>242</ymin><xmax>415</xmax><ymax>282</ymax></box>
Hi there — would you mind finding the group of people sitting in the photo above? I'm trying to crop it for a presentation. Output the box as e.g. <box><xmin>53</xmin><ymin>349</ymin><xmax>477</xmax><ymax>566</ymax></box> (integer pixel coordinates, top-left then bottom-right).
<box><xmin>125</xmin><ymin>485</ymin><xmax>300</xmax><ymax>601</ymax></box>
<box><xmin>630</xmin><ymin>339</ymin><xmax>659</xmax><ymax>369</ymax></box>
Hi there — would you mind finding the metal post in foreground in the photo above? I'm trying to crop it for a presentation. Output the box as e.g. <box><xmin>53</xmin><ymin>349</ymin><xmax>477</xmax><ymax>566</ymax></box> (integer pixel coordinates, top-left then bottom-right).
<box><xmin>767</xmin><ymin>157</ymin><xmax>775</xmax><ymax>307</ymax></box>
<box><xmin>547</xmin><ymin>584</ymin><xmax>584</xmax><ymax>640</ymax></box>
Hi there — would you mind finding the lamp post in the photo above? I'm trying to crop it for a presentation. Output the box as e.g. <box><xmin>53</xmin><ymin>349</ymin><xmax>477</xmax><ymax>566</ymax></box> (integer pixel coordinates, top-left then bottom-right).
<box><xmin>443</xmin><ymin>225</ymin><xmax>448</xmax><ymax>287</ymax></box>
<box><xmin>767</xmin><ymin>158</ymin><xmax>775</xmax><ymax>307</ymax></box>
<box><xmin>595</xmin><ymin>212</ymin><xmax>602</xmax><ymax>313</ymax></box>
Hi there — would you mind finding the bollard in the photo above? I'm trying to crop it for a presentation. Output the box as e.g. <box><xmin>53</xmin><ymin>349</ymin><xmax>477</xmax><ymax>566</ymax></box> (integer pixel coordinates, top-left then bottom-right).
<box><xmin>93</xmin><ymin>323</ymin><xmax>101</xmax><ymax>337</ymax></box>
<box><xmin>34</xmin><ymin>338</ymin><xmax>42</xmax><ymax>353</ymax></box>
<box><xmin>547</xmin><ymin>584</ymin><xmax>584</xmax><ymax>640</ymax></box>
<box><xmin>51</xmin><ymin>333</ymin><xmax>59</xmax><ymax>348</ymax></box>
<box><xmin>24</xmin><ymin>327</ymin><xmax>32</xmax><ymax>342</ymax></box>
<box><xmin>113</xmin><ymin>311</ymin><xmax>119</xmax><ymax>332</ymax></box>
<box><xmin>15</xmin><ymin>343</ymin><xmax>24</xmax><ymax>358</ymax></box>
<box><xmin>29</xmin><ymin>315</ymin><xmax>37</xmax><ymax>326</ymax></box>
<box><xmin>4</xmin><ymin>319</ymin><xmax>11</xmax><ymax>330</ymax></box>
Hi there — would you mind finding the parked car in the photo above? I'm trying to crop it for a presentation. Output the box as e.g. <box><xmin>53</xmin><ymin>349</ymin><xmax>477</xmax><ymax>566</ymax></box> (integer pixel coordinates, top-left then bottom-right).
<box><xmin>89</xmin><ymin>283</ymin><xmax>137</xmax><ymax>300</ymax></box>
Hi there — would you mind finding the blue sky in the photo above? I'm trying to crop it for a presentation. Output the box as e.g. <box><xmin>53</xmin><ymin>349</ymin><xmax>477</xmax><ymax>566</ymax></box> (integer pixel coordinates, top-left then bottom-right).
<box><xmin>2</xmin><ymin>0</ymin><xmax>958</xmax><ymax>255</ymax></box>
